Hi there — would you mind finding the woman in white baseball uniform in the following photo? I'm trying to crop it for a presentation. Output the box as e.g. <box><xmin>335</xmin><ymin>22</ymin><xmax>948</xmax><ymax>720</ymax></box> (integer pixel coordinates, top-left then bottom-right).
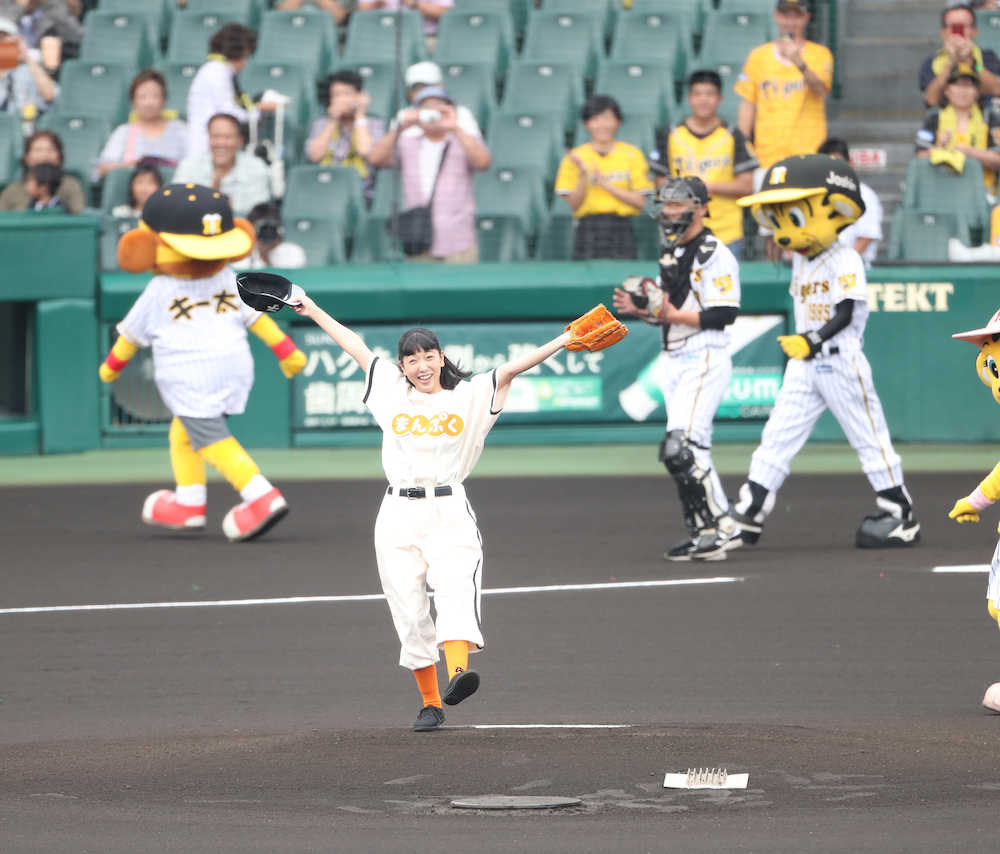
<box><xmin>291</xmin><ymin>293</ymin><xmax>597</xmax><ymax>732</ymax></box>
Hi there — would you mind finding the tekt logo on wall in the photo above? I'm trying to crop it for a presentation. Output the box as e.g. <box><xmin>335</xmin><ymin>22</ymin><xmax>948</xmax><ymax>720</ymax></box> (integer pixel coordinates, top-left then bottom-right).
<box><xmin>867</xmin><ymin>282</ymin><xmax>953</xmax><ymax>312</ymax></box>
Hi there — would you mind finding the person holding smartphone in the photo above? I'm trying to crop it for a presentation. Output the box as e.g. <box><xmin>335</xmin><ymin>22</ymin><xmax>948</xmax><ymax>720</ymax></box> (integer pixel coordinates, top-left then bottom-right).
<box><xmin>920</xmin><ymin>3</ymin><xmax>1000</xmax><ymax>109</ymax></box>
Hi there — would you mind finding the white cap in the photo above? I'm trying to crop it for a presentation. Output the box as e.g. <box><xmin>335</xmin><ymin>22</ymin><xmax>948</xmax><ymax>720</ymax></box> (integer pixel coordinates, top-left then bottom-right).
<box><xmin>404</xmin><ymin>61</ymin><xmax>442</xmax><ymax>88</ymax></box>
<box><xmin>0</xmin><ymin>17</ymin><xmax>18</xmax><ymax>36</ymax></box>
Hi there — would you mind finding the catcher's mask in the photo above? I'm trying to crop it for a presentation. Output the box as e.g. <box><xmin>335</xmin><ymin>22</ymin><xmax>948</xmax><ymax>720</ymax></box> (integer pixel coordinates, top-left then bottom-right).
<box><xmin>235</xmin><ymin>271</ymin><xmax>304</xmax><ymax>313</ymax></box>
<box><xmin>646</xmin><ymin>176</ymin><xmax>709</xmax><ymax>248</ymax></box>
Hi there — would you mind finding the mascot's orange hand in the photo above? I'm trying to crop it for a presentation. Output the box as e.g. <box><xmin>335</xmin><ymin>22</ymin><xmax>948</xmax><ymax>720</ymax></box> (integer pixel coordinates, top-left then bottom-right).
<box><xmin>948</xmin><ymin>497</ymin><xmax>980</xmax><ymax>524</ymax></box>
<box><xmin>777</xmin><ymin>335</ymin><xmax>812</xmax><ymax>360</ymax></box>
<box><xmin>279</xmin><ymin>348</ymin><xmax>307</xmax><ymax>379</ymax></box>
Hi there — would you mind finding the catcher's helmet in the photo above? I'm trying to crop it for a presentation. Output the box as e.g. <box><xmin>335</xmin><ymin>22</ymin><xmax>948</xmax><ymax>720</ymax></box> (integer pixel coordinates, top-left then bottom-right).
<box><xmin>235</xmin><ymin>271</ymin><xmax>304</xmax><ymax>313</ymax></box>
<box><xmin>645</xmin><ymin>176</ymin><xmax>710</xmax><ymax>248</ymax></box>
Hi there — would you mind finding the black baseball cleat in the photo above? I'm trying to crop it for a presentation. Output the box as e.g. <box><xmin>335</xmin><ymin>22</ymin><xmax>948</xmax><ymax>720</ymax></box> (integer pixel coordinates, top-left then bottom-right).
<box><xmin>691</xmin><ymin>527</ymin><xmax>743</xmax><ymax>561</ymax></box>
<box><xmin>729</xmin><ymin>510</ymin><xmax>762</xmax><ymax>545</ymax></box>
<box><xmin>412</xmin><ymin>705</ymin><xmax>445</xmax><ymax>732</ymax></box>
<box><xmin>664</xmin><ymin>538</ymin><xmax>698</xmax><ymax>561</ymax></box>
<box><xmin>856</xmin><ymin>513</ymin><xmax>921</xmax><ymax>548</ymax></box>
<box><xmin>443</xmin><ymin>670</ymin><xmax>480</xmax><ymax>706</ymax></box>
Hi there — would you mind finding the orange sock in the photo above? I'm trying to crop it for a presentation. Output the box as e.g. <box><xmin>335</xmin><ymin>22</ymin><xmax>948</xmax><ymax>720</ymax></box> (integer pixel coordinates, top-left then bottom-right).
<box><xmin>413</xmin><ymin>664</ymin><xmax>441</xmax><ymax>708</ymax></box>
<box><xmin>442</xmin><ymin>640</ymin><xmax>471</xmax><ymax>681</ymax></box>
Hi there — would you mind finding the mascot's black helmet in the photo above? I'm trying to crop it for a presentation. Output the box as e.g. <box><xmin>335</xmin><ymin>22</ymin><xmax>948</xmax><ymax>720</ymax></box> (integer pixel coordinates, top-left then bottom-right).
<box><xmin>141</xmin><ymin>183</ymin><xmax>253</xmax><ymax>260</ymax></box>
<box><xmin>739</xmin><ymin>154</ymin><xmax>865</xmax><ymax>215</ymax></box>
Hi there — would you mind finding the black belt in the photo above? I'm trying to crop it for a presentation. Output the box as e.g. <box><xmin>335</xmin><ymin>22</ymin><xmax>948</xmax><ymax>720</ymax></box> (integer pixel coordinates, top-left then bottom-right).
<box><xmin>816</xmin><ymin>345</ymin><xmax>839</xmax><ymax>358</ymax></box>
<box><xmin>388</xmin><ymin>486</ymin><xmax>453</xmax><ymax>499</ymax></box>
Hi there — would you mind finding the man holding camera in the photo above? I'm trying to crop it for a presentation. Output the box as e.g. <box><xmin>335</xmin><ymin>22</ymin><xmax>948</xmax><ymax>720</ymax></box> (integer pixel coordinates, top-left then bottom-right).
<box><xmin>306</xmin><ymin>69</ymin><xmax>385</xmax><ymax>207</ymax></box>
<box><xmin>0</xmin><ymin>16</ymin><xmax>54</xmax><ymax>121</ymax></box>
<box><xmin>920</xmin><ymin>2</ymin><xmax>1000</xmax><ymax>109</ymax></box>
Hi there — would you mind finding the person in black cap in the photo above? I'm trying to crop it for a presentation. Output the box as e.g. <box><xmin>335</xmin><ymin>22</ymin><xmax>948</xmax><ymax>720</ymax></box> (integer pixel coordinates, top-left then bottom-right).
<box><xmin>919</xmin><ymin>2</ymin><xmax>1000</xmax><ymax>110</ymax></box>
<box><xmin>612</xmin><ymin>175</ymin><xmax>745</xmax><ymax>562</ymax></box>
<box><xmin>97</xmin><ymin>182</ymin><xmax>307</xmax><ymax>543</ymax></box>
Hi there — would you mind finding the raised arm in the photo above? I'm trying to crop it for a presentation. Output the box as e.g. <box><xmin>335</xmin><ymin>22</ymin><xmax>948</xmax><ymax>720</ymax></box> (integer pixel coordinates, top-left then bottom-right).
<box><xmin>291</xmin><ymin>293</ymin><xmax>374</xmax><ymax>373</ymax></box>
<box><xmin>495</xmin><ymin>332</ymin><xmax>570</xmax><ymax>394</ymax></box>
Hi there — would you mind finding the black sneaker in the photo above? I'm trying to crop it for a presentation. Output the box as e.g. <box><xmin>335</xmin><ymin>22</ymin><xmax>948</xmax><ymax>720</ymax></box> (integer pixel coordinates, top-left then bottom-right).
<box><xmin>664</xmin><ymin>538</ymin><xmax>699</xmax><ymax>561</ymax></box>
<box><xmin>691</xmin><ymin>527</ymin><xmax>743</xmax><ymax>561</ymax></box>
<box><xmin>412</xmin><ymin>705</ymin><xmax>445</xmax><ymax>732</ymax></box>
<box><xmin>443</xmin><ymin>670</ymin><xmax>479</xmax><ymax>706</ymax></box>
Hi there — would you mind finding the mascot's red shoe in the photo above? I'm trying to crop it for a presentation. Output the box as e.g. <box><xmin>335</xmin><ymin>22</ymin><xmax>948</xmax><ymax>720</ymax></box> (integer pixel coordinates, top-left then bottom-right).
<box><xmin>222</xmin><ymin>488</ymin><xmax>288</xmax><ymax>542</ymax></box>
<box><xmin>142</xmin><ymin>490</ymin><xmax>207</xmax><ymax>530</ymax></box>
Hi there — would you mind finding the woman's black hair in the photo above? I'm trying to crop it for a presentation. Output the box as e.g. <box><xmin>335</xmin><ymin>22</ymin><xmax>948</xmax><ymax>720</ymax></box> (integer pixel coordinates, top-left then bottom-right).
<box><xmin>127</xmin><ymin>162</ymin><xmax>164</xmax><ymax>207</ymax></box>
<box><xmin>397</xmin><ymin>328</ymin><xmax>471</xmax><ymax>390</ymax></box>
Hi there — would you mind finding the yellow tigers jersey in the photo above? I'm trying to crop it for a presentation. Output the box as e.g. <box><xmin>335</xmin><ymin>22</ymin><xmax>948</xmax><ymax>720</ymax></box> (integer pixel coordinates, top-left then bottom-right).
<box><xmin>734</xmin><ymin>41</ymin><xmax>834</xmax><ymax>169</ymax></box>
<box><xmin>554</xmin><ymin>141</ymin><xmax>654</xmax><ymax>218</ymax></box>
<box><xmin>665</xmin><ymin>121</ymin><xmax>757</xmax><ymax>245</ymax></box>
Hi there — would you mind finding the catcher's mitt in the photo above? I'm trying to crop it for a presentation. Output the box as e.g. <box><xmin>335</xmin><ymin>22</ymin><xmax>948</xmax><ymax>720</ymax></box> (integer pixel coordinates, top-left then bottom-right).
<box><xmin>620</xmin><ymin>275</ymin><xmax>663</xmax><ymax>325</ymax></box>
<box><xmin>565</xmin><ymin>304</ymin><xmax>628</xmax><ymax>352</ymax></box>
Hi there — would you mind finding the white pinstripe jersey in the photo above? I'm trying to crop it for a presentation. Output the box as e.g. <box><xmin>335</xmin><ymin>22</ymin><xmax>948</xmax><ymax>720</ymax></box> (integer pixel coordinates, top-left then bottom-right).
<box><xmin>117</xmin><ymin>268</ymin><xmax>262</xmax><ymax>418</ymax></box>
<box><xmin>790</xmin><ymin>244</ymin><xmax>868</xmax><ymax>351</ymax></box>
<box><xmin>657</xmin><ymin>233</ymin><xmax>741</xmax><ymax>352</ymax></box>
<box><xmin>363</xmin><ymin>358</ymin><xmax>503</xmax><ymax>487</ymax></box>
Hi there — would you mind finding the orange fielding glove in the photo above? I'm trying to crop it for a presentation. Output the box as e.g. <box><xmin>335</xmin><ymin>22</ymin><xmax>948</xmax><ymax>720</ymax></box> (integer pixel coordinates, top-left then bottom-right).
<box><xmin>249</xmin><ymin>315</ymin><xmax>307</xmax><ymax>378</ymax></box>
<box><xmin>99</xmin><ymin>335</ymin><xmax>139</xmax><ymax>383</ymax></box>
<box><xmin>565</xmin><ymin>304</ymin><xmax>628</xmax><ymax>352</ymax></box>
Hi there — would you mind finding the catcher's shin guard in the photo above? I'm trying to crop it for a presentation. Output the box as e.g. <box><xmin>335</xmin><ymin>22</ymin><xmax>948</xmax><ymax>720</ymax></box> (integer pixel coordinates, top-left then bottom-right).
<box><xmin>730</xmin><ymin>480</ymin><xmax>774</xmax><ymax>545</ymax></box>
<box><xmin>659</xmin><ymin>430</ymin><xmax>725</xmax><ymax>533</ymax></box>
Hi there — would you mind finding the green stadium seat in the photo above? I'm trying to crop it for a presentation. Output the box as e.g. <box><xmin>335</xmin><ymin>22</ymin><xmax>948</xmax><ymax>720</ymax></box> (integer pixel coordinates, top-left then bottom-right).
<box><xmin>716</xmin><ymin>0</ymin><xmax>781</xmax><ymax>14</ymax></box>
<box><xmin>0</xmin><ymin>113</ymin><xmax>20</xmax><ymax>189</ymax></box>
<box><xmin>240</xmin><ymin>60</ymin><xmax>312</xmax><ymax>130</ymax></box>
<box><xmin>282</xmin><ymin>164</ymin><xmax>364</xmax><ymax>237</ymax></box>
<box><xmin>80</xmin><ymin>11</ymin><xmax>157</xmax><ymax>70</ymax></box>
<box><xmin>614</xmin><ymin>0</ymin><xmax>705</xmax><ymax>38</ymax></box>
<box><xmin>283</xmin><ymin>216</ymin><xmax>347</xmax><ymax>265</ymax></box>
<box><xmin>572</xmin><ymin>113</ymin><xmax>657</xmax><ymax>159</ymax></box>
<box><xmin>340</xmin><ymin>10</ymin><xmax>426</xmax><ymax>68</ymax></box>
<box><xmin>534</xmin><ymin>198</ymin><xmax>574</xmax><ymax>260</ymax></box>
<box><xmin>37</xmin><ymin>112</ymin><xmax>111</xmax><ymax>192</ymax></box>
<box><xmin>166</xmin><ymin>10</ymin><xmax>230</xmax><ymax>64</ymax></box>
<box><xmin>888</xmin><ymin>209</ymin><xmax>971</xmax><ymax>262</ymax></box>
<box><xmin>698</xmin><ymin>11</ymin><xmax>774</xmax><ymax>68</ymax></box>
<box><xmin>901</xmin><ymin>156</ymin><xmax>992</xmax><ymax>236</ymax></box>
<box><xmin>53</xmin><ymin>60</ymin><xmax>132</xmax><ymax>127</ymax></box>
<box><xmin>98</xmin><ymin>214</ymin><xmax>138</xmax><ymax>272</ymax></box>
<box><xmin>541</xmin><ymin>0</ymin><xmax>614</xmax><ymax>41</ymax></box>
<box><xmin>476</xmin><ymin>214</ymin><xmax>529</xmax><ymax>262</ymax></box>
<box><xmin>594</xmin><ymin>59</ymin><xmax>676</xmax><ymax>131</ymax></box>
<box><xmin>459</xmin><ymin>0</ymin><xmax>527</xmax><ymax>41</ymax></box>
<box><xmin>520</xmin><ymin>10</ymin><xmax>604</xmax><ymax>79</ymax></box>
<box><xmin>473</xmin><ymin>164</ymin><xmax>547</xmax><ymax>234</ymax></box>
<box><xmin>500</xmin><ymin>61</ymin><xmax>585</xmax><ymax>134</ymax></box>
<box><xmin>350</xmin><ymin>170</ymin><xmax>402</xmax><ymax>262</ymax></box>
<box><xmin>487</xmin><ymin>111</ymin><xmax>563</xmax><ymax>182</ymax></box>
<box><xmin>185</xmin><ymin>0</ymin><xmax>255</xmax><ymax>27</ymax></box>
<box><xmin>439</xmin><ymin>62</ymin><xmax>496</xmax><ymax>137</ymax></box>
<box><xmin>609</xmin><ymin>9</ymin><xmax>690</xmax><ymax>81</ymax></box>
<box><xmin>161</xmin><ymin>61</ymin><xmax>201</xmax><ymax>119</ymax></box>
<box><xmin>256</xmin><ymin>10</ymin><xmax>338</xmax><ymax>77</ymax></box>
<box><xmin>978</xmin><ymin>10</ymin><xmax>1000</xmax><ymax>55</ymax></box>
<box><xmin>635</xmin><ymin>210</ymin><xmax>661</xmax><ymax>260</ymax></box>
<box><xmin>434</xmin><ymin>10</ymin><xmax>513</xmax><ymax>78</ymax></box>
<box><xmin>98</xmin><ymin>0</ymin><xmax>172</xmax><ymax>51</ymax></box>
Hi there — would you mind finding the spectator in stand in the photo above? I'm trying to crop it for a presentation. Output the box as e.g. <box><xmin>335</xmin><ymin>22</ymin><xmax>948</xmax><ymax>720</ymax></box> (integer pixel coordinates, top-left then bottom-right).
<box><xmin>186</xmin><ymin>23</ymin><xmax>277</xmax><ymax>158</ymax></box>
<box><xmin>0</xmin><ymin>16</ymin><xmax>55</xmax><ymax>120</ymax></box>
<box><xmin>95</xmin><ymin>70</ymin><xmax>187</xmax><ymax>181</ymax></box>
<box><xmin>305</xmin><ymin>69</ymin><xmax>385</xmax><ymax>207</ymax></box>
<box><xmin>242</xmin><ymin>201</ymin><xmax>307</xmax><ymax>269</ymax></box>
<box><xmin>23</xmin><ymin>160</ymin><xmax>61</xmax><ymax>211</ymax></box>
<box><xmin>915</xmin><ymin>62</ymin><xmax>1000</xmax><ymax>199</ymax></box>
<box><xmin>173</xmin><ymin>112</ymin><xmax>272</xmax><ymax>217</ymax></box>
<box><xmin>367</xmin><ymin>86</ymin><xmax>491</xmax><ymax>263</ymax></box>
<box><xmin>554</xmin><ymin>94</ymin><xmax>654</xmax><ymax>260</ymax></box>
<box><xmin>662</xmin><ymin>69</ymin><xmax>757</xmax><ymax>259</ymax></box>
<box><xmin>818</xmin><ymin>137</ymin><xmax>883</xmax><ymax>268</ymax></box>
<box><xmin>0</xmin><ymin>129</ymin><xmax>84</xmax><ymax>212</ymax></box>
<box><xmin>920</xmin><ymin>2</ymin><xmax>1000</xmax><ymax>110</ymax></box>
<box><xmin>399</xmin><ymin>61</ymin><xmax>481</xmax><ymax>138</ymax></box>
<box><xmin>735</xmin><ymin>0</ymin><xmax>833</xmax><ymax>173</ymax></box>
<box><xmin>275</xmin><ymin>0</ymin><xmax>349</xmax><ymax>26</ymax></box>
<box><xmin>0</xmin><ymin>0</ymin><xmax>82</xmax><ymax>72</ymax></box>
<box><xmin>110</xmin><ymin>161</ymin><xmax>163</xmax><ymax>218</ymax></box>
<box><xmin>356</xmin><ymin>0</ymin><xmax>453</xmax><ymax>52</ymax></box>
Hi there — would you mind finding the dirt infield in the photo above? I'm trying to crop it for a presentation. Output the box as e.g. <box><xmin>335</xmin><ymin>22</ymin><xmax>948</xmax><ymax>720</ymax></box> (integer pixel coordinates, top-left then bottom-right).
<box><xmin>2</xmin><ymin>472</ymin><xmax>999</xmax><ymax>851</ymax></box>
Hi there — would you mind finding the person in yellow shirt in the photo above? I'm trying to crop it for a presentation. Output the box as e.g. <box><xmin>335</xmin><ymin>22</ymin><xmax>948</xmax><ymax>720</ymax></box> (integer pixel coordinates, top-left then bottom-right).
<box><xmin>554</xmin><ymin>95</ymin><xmax>654</xmax><ymax>260</ymax></box>
<box><xmin>734</xmin><ymin>0</ymin><xmax>833</xmax><ymax>172</ymax></box>
<box><xmin>663</xmin><ymin>70</ymin><xmax>758</xmax><ymax>258</ymax></box>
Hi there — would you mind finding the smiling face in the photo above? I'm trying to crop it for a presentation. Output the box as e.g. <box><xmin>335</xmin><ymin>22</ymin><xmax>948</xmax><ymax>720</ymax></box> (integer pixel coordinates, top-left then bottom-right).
<box><xmin>400</xmin><ymin>348</ymin><xmax>445</xmax><ymax>395</ymax></box>
<box><xmin>976</xmin><ymin>337</ymin><xmax>1000</xmax><ymax>404</ymax></box>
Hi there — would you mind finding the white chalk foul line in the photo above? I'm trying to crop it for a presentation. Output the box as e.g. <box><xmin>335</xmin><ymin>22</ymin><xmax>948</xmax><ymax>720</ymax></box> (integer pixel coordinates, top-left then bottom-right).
<box><xmin>463</xmin><ymin>724</ymin><xmax>633</xmax><ymax>730</ymax></box>
<box><xmin>0</xmin><ymin>576</ymin><xmax>743</xmax><ymax>616</ymax></box>
<box><xmin>932</xmin><ymin>565</ymin><xmax>990</xmax><ymax>574</ymax></box>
